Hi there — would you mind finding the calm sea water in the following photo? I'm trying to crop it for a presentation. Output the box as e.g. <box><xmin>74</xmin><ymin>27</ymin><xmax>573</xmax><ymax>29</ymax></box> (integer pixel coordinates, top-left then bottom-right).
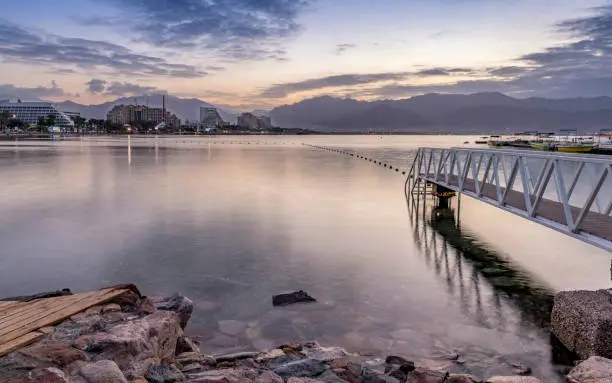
<box><xmin>0</xmin><ymin>136</ymin><xmax>609</xmax><ymax>380</ymax></box>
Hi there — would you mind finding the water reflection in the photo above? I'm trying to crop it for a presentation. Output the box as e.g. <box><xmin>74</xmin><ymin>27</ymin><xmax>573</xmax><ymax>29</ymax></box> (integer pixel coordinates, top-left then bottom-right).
<box><xmin>407</xmin><ymin>191</ymin><xmax>574</xmax><ymax>377</ymax></box>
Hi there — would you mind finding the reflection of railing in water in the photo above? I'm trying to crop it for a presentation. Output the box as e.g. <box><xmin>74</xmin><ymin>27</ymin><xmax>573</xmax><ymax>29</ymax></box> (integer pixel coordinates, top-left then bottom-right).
<box><xmin>407</xmin><ymin>196</ymin><xmax>555</xmax><ymax>331</ymax></box>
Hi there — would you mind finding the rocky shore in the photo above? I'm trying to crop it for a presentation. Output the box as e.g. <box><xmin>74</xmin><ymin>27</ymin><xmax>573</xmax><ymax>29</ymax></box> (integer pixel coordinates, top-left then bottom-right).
<box><xmin>0</xmin><ymin>288</ymin><xmax>609</xmax><ymax>383</ymax></box>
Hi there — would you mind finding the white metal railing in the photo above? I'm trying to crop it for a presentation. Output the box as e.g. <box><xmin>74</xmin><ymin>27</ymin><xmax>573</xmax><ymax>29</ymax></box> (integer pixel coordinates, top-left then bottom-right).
<box><xmin>406</xmin><ymin>147</ymin><xmax>612</xmax><ymax>252</ymax></box>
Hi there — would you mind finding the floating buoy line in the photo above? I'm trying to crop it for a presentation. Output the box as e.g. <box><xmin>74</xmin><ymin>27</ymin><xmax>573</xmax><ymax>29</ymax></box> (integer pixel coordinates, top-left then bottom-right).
<box><xmin>304</xmin><ymin>144</ymin><xmax>407</xmax><ymax>175</ymax></box>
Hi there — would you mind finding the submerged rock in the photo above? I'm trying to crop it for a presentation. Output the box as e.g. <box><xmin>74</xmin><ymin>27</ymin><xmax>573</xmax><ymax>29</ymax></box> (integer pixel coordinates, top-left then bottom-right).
<box><xmin>567</xmin><ymin>356</ymin><xmax>612</xmax><ymax>383</ymax></box>
<box><xmin>272</xmin><ymin>291</ymin><xmax>317</xmax><ymax>307</ymax></box>
<box><xmin>218</xmin><ymin>320</ymin><xmax>247</xmax><ymax>336</ymax></box>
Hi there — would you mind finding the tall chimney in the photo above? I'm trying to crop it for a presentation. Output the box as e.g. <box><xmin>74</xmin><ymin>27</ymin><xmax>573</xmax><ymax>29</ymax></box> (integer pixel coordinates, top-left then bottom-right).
<box><xmin>162</xmin><ymin>95</ymin><xmax>166</xmax><ymax>123</ymax></box>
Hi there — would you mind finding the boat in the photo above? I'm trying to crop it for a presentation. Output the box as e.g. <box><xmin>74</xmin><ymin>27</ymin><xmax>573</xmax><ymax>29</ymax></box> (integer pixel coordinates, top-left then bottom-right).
<box><xmin>556</xmin><ymin>143</ymin><xmax>594</xmax><ymax>153</ymax></box>
<box><xmin>530</xmin><ymin>141</ymin><xmax>555</xmax><ymax>151</ymax></box>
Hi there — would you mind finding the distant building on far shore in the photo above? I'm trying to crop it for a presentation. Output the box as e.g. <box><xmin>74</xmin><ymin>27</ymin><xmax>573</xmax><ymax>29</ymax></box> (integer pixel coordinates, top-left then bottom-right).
<box><xmin>107</xmin><ymin>104</ymin><xmax>180</xmax><ymax>127</ymax></box>
<box><xmin>237</xmin><ymin>113</ymin><xmax>272</xmax><ymax>130</ymax></box>
<box><xmin>0</xmin><ymin>99</ymin><xmax>75</xmax><ymax>129</ymax></box>
<box><xmin>200</xmin><ymin>107</ymin><xmax>224</xmax><ymax>130</ymax></box>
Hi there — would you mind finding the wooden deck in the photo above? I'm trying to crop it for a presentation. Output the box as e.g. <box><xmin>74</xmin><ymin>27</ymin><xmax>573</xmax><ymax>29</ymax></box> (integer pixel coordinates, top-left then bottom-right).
<box><xmin>422</xmin><ymin>173</ymin><xmax>612</xmax><ymax>242</ymax></box>
<box><xmin>0</xmin><ymin>287</ymin><xmax>129</xmax><ymax>357</ymax></box>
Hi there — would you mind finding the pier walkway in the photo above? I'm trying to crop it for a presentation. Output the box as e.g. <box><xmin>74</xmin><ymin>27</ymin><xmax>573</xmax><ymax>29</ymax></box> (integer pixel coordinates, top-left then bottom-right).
<box><xmin>407</xmin><ymin>147</ymin><xmax>612</xmax><ymax>252</ymax></box>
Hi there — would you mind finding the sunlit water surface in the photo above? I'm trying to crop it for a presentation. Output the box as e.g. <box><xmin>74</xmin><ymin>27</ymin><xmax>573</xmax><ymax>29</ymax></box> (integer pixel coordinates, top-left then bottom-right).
<box><xmin>0</xmin><ymin>136</ymin><xmax>609</xmax><ymax>381</ymax></box>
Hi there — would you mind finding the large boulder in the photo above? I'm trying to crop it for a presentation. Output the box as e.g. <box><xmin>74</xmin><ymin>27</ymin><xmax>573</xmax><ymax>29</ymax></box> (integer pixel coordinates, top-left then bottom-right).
<box><xmin>153</xmin><ymin>294</ymin><xmax>193</xmax><ymax>329</ymax></box>
<box><xmin>551</xmin><ymin>290</ymin><xmax>612</xmax><ymax>359</ymax></box>
<box><xmin>19</xmin><ymin>343</ymin><xmax>86</xmax><ymax>367</ymax></box>
<box><xmin>78</xmin><ymin>311</ymin><xmax>182</xmax><ymax>377</ymax></box>
<box><xmin>75</xmin><ymin>360</ymin><xmax>128</xmax><ymax>383</ymax></box>
<box><xmin>487</xmin><ymin>377</ymin><xmax>542</xmax><ymax>383</ymax></box>
<box><xmin>567</xmin><ymin>356</ymin><xmax>612</xmax><ymax>383</ymax></box>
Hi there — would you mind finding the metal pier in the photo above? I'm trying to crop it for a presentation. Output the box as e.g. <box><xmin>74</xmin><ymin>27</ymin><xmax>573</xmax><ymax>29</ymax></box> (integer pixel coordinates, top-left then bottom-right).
<box><xmin>406</xmin><ymin>147</ymin><xmax>612</xmax><ymax>252</ymax></box>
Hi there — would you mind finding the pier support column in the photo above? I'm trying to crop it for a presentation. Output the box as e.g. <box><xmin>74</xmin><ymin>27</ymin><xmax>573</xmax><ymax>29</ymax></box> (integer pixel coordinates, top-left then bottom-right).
<box><xmin>431</xmin><ymin>184</ymin><xmax>456</xmax><ymax>209</ymax></box>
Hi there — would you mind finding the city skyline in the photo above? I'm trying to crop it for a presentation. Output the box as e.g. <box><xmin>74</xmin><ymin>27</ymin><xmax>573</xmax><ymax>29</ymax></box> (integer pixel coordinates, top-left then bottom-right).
<box><xmin>1</xmin><ymin>0</ymin><xmax>611</xmax><ymax>110</ymax></box>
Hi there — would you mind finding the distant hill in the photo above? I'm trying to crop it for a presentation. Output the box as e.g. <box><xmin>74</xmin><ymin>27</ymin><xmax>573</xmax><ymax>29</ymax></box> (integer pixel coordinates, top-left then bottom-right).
<box><xmin>270</xmin><ymin>92</ymin><xmax>612</xmax><ymax>132</ymax></box>
<box><xmin>55</xmin><ymin>94</ymin><xmax>235</xmax><ymax>123</ymax></box>
<box><xmin>324</xmin><ymin>103</ymin><xmax>429</xmax><ymax>131</ymax></box>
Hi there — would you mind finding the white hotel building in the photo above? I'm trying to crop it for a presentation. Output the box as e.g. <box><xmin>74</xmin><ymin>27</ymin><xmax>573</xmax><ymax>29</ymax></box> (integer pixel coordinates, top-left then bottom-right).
<box><xmin>0</xmin><ymin>99</ymin><xmax>75</xmax><ymax>130</ymax></box>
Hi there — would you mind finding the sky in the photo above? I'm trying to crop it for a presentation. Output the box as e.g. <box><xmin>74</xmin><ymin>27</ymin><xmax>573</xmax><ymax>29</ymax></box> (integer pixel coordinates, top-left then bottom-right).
<box><xmin>1</xmin><ymin>0</ymin><xmax>612</xmax><ymax>110</ymax></box>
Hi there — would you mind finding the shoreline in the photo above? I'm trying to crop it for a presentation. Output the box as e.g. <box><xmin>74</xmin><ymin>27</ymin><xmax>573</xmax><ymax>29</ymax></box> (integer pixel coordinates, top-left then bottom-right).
<box><xmin>0</xmin><ymin>285</ymin><xmax>602</xmax><ymax>383</ymax></box>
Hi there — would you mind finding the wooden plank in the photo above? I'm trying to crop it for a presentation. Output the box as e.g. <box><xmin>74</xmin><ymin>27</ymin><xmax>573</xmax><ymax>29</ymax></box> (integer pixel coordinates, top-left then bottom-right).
<box><xmin>0</xmin><ymin>301</ymin><xmax>25</xmax><ymax>313</ymax></box>
<box><xmin>0</xmin><ymin>293</ymin><xmax>88</xmax><ymax>327</ymax></box>
<box><xmin>0</xmin><ymin>289</ymin><xmax>128</xmax><ymax>345</ymax></box>
<box><xmin>0</xmin><ymin>292</ymin><xmax>99</xmax><ymax>337</ymax></box>
<box><xmin>0</xmin><ymin>331</ymin><xmax>44</xmax><ymax>357</ymax></box>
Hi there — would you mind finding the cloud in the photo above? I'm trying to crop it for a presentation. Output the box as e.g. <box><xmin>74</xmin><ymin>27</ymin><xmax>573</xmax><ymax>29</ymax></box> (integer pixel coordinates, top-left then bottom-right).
<box><xmin>488</xmin><ymin>66</ymin><xmax>529</xmax><ymax>77</ymax></box>
<box><xmin>0</xmin><ymin>21</ymin><xmax>208</xmax><ymax>78</ymax></box>
<box><xmin>83</xmin><ymin>78</ymin><xmax>165</xmax><ymax>96</ymax></box>
<box><xmin>86</xmin><ymin>79</ymin><xmax>107</xmax><ymax>93</ymax></box>
<box><xmin>262</xmin><ymin>6</ymin><xmax>612</xmax><ymax>100</ymax></box>
<box><xmin>103</xmin><ymin>82</ymin><xmax>164</xmax><ymax>96</ymax></box>
<box><xmin>335</xmin><ymin>44</ymin><xmax>356</xmax><ymax>55</ymax></box>
<box><xmin>260</xmin><ymin>72</ymin><xmax>411</xmax><ymax>98</ymax></box>
<box><xmin>0</xmin><ymin>81</ymin><xmax>75</xmax><ymax>99</ymax></box>
<box><xmin>88</xmin><ymin>0</ymin><xmax>312</xmax><ymax>61</ymax></box>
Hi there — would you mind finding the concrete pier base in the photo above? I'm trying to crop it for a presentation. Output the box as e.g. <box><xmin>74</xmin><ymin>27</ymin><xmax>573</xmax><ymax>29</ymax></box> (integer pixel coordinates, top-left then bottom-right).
<box><xmin>551</xmin><ymin>289</ymin><xmax>612</xmax><ymax>359</ymax></box>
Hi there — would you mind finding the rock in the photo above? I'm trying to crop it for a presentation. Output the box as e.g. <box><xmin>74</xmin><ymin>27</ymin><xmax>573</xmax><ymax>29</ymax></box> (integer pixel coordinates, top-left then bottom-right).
<box><xmin>181</xmin><ymin>363</ymin><xmax>204</xmax><ymax>373</ymax></box>
<box><xmin>177</xmin><ymin>335</ymin><xmax>200</xmax><ymax>354</ymax></box>
<box><xmin>218</xmin><ymin>320</ymin><xmax>247</xmax><ymax>336</ymax></box>
<box><xmin>77</xmin><ymin>360</ymin><xmax>128</xmax><ymax>383</ymax></box>
<box><xmin>255</xmin><ymin>371</ymin><xmax>284</xmax><ymax>383</ymax></box>
<box><xmin>101</xmin><ymin>303</ymin><xmax>122</xmax><ymax>313</ymax></box>
<box><xmin>85</xmin><ymin>311</ymin><xmax>181</xmax><ymax>376</ymax></box>
<box><xmin>132</xmin><ymin>298</ymin><xmax>154</xmax><ymax>316</ymax></box>
<box><xmin>257</xmin><ymin>349</ymin><xmax>285</xmax><ymax>362</ymax></box>
<box><xmin>145</xmin><ymin>364</ymin><xmax>185</xmax><ymax>383</ymax></box>
<box><xmin>303</xmin><ymin>346</ymin><xmax>348</xmax><ymax>362</ymax></box>
<box><xmin>216</xmin><ymin>351</ymin><xmax>260</xmax><ymax>363</ymax></box>
<box><xmin>486</xmin><ymin>377</ymin><xmax>542</xmax><ymax>383</ymax></box>
<box><xmin>272</xmin><ymin>291</ymin><xmax>317</xmax><ymax>307</ymax></box>
<box><xmin>287</xmin><ymin>378</ymin><xmax>320</xmax><ymax>383</ymax></box>
<box><xmin>19</xmin><ymin>343</ymin><xmax>87</xmax><ymax>367</ymax></box>
<box><xmin>567</xmin><ymin>356</ymin><xmax>612</xmax><ymax>383</ymax></box>
<box><xmin>362</xmin><ymin>367</ymin><xmax>401</xmax><ymax>382</ymax></box>
<box><xmin>154</xmin><ymin>294</ymin><xmax>194</xmax><ymax>329</ymax></box>
<box><xmin>273</xmin><ymin>358</ymin><xmax>326</xmax><ymax>379</ymax></box>
<box><xmin>386</xmin><ymin>356</ymin><xmax>414</xmax><ymax>367</ymax></box>
<box><xmin>551</xmin><ymin>289</ymin><xmax>612</xmax><ymax>359</ymax></box>
<box><xmin>509</xmin><ymin>362</ymin><xmax>531</xmax><ymax>376</ymax></box>
<box><xmin>183</xmin><ymin>368</ymin><xmax>243</xmax><ymax>382</ymax></box>
<box><xmin>131</xmin><ymin>377</ymin><xmax>148</xmax><ymax>383</ymax></box>
<box><xmin>406</xmin><ymin>367</ymin><xmax>448</xmax><ymax>383</ymax></box>
<box><xmin>446</xmin><ymin>374</ymin><xmax>481</xmax><ymax>383</ymax></box>
<box><xmin>176</xmin><ymin>352</ymin><xmax>206</xmax><ymax>365</ymax></box>
<box><xmin>388</xmin><ymin>367</ymin><xmax>408</xmax><ymax>382</ymax></box>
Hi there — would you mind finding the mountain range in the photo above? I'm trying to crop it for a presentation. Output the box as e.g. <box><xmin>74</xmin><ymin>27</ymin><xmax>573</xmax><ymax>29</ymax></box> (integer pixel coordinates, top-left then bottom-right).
<box><xmin>269</xmin><ymin>93</ymin><xmax>612</xmax><ymax>132</ymax></box>
<box><xmin>51</xmin><ymin>92</ymin><xmax>612</xmax><ymax>132</ymax></box>
<box><xmin>56</xmin><ymin>94</ymin><xmax>236</xmax><ymax>123</ymax></box>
